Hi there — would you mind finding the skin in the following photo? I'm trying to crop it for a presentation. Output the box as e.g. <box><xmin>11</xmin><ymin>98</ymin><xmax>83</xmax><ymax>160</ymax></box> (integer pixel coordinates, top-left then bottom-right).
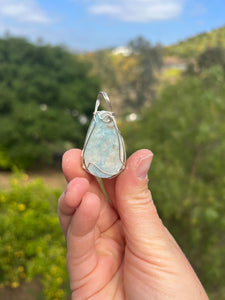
<box><xmin>58</xmin><ymin>148</ymin><xmax>209</xmax><ymax>300</ymax></box>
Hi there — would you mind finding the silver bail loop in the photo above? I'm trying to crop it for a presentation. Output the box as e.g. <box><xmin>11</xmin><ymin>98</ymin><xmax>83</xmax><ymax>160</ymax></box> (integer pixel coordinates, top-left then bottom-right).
<box><xmin>94</xmin><ymin>91</ymin><xmax>113</xmax><ymax>114</ymax></box>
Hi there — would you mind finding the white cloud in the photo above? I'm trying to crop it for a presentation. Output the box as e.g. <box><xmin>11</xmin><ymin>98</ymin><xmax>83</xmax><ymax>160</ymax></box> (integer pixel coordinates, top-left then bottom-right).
<box><xmin>0</xmin><ymin>0</ymin><xmax>52</xmax><ymax>24</ymax></box>
<box><xmin>88</xmin><ymin>0</ymin><xmax>184</xmax><ymax>22</ymax></box>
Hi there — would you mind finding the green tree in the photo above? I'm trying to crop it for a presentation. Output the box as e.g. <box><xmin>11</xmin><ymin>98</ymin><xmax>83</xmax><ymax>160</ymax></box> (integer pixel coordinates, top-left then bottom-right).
<box><xmin>83</xmin><ymin>37</ymin><xmax>162</xmax><ymax>114</ymax></box>
<box><xmin>197</xmin><ymin>47</ymin><xmax>225</xmax><ymax>71</ymax></box>
<box><xmin>126</xmin><ymin>36</ymin><xmax>163</xmax><ymax>110</ymax></box>
<box><xmin>123</xmin><ymin>68</ymin><xmax>225</xmax><ymax>299</ymax></box>
<box><xmin>0</xmin><ymin>37</ymin><xmax>100</xmax><ymax>168</ymax></box>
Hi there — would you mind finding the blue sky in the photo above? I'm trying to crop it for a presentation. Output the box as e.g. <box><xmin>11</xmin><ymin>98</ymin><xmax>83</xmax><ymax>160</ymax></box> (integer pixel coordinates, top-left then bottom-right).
<box><xmin>0</xmin><ymin>0</ymin><xmax>224</xmax><ymax>51</ymax></box>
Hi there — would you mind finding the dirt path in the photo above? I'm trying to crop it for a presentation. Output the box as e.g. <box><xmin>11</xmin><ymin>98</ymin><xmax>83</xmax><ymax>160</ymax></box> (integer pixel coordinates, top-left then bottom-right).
<box><xmin>0</xmin><ymin>169</ymin><xmax>67</xmax><ymax>190</ymax></box>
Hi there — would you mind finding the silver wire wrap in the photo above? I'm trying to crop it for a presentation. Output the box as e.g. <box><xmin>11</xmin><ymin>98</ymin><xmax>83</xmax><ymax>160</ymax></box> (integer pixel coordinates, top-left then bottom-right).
<box><xmin>94</xmin><ymin>91</ymin><xmax>113</xmax><ymax>114</ymax></box>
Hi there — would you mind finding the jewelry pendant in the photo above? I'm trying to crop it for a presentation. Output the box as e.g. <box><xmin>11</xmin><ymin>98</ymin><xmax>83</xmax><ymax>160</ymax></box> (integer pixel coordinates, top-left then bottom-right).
<box><xmin>82</xmin><ymin>91</ymin><xmax>126</xmax><ymax>179</ymax></box>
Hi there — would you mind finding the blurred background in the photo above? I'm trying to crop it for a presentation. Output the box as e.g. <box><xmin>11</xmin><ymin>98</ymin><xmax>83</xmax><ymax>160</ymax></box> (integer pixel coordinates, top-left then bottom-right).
<box><xmin>0</xmin><ymin>0</ymin><xmax>225</xmax><ymax>299</ymax></box>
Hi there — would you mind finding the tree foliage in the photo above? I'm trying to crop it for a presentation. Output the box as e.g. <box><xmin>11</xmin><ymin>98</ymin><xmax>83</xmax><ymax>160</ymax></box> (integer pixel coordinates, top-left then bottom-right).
<box><xmin>0</xmin><ymin>37</ymin><xmax>100</xmax><ymax>168</ymax></box>
<box><xmin>122</xmin><ymin>66</ymin><xmax>225</xmax><ymax>299</ymax></box>
<box><xmin>126</xmin><ymin>36</ymin><xmax>162</xmax><ymax>109</ymax></box>
<box><xmin>185</xmin><ymin>46</ymin><xmax>225</xmax><ymax>77</ymax></box>
<box><xmin>197</xmin><ymin>47</ymin><xmax>225</xmax><ymax>71</ymax></box>
<box><xmin>83</xmin><ymin>36</ymin><xmax>162</xmax><ymax>113</ymax></box>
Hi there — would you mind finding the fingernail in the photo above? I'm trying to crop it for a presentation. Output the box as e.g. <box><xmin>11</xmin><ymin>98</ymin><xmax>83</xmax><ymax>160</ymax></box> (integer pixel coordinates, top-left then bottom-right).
<box><xmin>136</xmin><ymin>154</ymin><xmax>153</xmax><ymax>179</ymax></box>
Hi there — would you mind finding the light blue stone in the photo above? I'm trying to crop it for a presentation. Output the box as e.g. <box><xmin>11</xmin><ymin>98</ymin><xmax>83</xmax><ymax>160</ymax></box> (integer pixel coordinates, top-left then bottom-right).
<box><xmin>82</xmin><ymin>110</ymin><xmax>126</xmax><ymax>178</ymax></box>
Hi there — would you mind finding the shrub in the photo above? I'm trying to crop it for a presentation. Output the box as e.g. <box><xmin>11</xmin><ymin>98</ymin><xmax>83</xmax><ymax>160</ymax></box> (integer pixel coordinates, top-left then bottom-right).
<box><xmin>0</xmin><ymin>173</ymin><xmax>69</xmax><ymax>299</ymax></box>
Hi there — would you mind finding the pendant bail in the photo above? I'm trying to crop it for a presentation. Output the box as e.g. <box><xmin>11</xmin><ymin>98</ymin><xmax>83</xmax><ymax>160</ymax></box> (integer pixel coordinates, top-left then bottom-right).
<box><xmin>94</xmin><ymin>91</ymin><xmax>113</xmax><ymax>115</ymax></box>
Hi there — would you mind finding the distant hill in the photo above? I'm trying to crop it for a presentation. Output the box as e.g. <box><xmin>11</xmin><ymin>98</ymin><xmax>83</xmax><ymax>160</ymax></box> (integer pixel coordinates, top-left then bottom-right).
<box><xmin>165</xmin><ymin>26</ymin><xmax>225</xmax><ymax>58</ymax></box>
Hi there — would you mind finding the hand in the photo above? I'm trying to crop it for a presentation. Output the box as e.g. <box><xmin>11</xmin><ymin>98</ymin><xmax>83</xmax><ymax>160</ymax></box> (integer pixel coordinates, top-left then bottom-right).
<box><xmin>58</xmin><ymin>149</ymin><xmax>208</xmax><ymax>300</ymax></box>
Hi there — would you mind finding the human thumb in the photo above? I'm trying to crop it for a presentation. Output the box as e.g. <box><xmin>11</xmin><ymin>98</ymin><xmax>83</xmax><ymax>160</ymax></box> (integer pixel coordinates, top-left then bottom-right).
<box><xmin>116</xmin><ymin>149</ymin><xmax>166</xmax><ymax>252</ymax></box>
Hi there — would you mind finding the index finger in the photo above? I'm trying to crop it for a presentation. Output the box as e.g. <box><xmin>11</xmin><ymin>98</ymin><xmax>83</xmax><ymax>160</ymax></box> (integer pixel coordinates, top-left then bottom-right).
<box><xmin>62</xmin><ymin>149</ymin><xmax>93</xmax><ymax>183</ymax></box>
<box><xmin>61</xmin><ymin>148</ymin><xmax>119</xmax><ymax>233</ymax></box>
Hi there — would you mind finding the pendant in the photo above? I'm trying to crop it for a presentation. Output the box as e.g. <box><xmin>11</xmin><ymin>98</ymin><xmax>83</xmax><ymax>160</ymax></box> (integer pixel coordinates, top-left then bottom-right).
<box><xmin>82</xmin><ymin>91</ymin><xmax>126</xmax><ymax>178</ymax></box>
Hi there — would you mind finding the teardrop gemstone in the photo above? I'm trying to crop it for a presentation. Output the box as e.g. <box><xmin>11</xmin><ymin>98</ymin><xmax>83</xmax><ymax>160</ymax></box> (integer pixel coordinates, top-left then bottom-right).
<box><xmin>82</xmin><ymin>110</ymin><xmax>126</xmax><ymax>178</ymax></box>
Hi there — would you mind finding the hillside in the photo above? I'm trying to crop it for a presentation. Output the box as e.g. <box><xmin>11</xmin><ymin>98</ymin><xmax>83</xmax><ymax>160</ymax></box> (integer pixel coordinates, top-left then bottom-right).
<box><xmin>165</xmin><ymin>25</ymin><xmax>225</xmax><ymax>58</ymax></box>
